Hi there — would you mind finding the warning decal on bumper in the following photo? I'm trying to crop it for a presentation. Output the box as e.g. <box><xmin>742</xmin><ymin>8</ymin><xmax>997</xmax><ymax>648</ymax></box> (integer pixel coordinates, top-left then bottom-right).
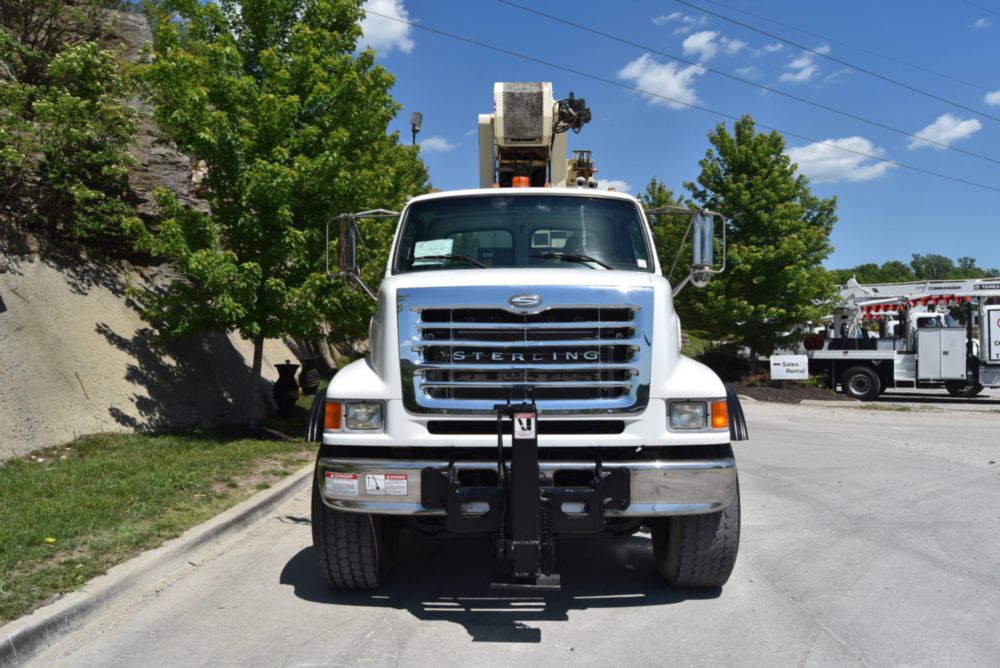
<box><xmin>364</xmin><ymin>473</ymin><xmax>408</xmax><ymax>496</ymax></box>
<box><xmin>385</xmin><ymin>474</ymin><xmax>408</xmax><ymax>496</ymax></box>
<box><xmin>325</xmin><ymin>472</ymin><xmax>359</xmax><ymax>497</ymax></box>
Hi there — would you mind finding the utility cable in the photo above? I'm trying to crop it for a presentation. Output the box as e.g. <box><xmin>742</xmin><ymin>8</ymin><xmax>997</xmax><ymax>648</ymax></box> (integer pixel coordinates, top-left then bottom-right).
<box><xmin>497</xmin><ymin>0</ymin><xmax>1000</xmax><ymax>166</ymax></box>
<box><xmin>364</xmin><ymin>9</ymin><xmax>1000</xmax><ymax>194</ymax></box>
<box><xmin>694</xmin><ymin>0</ymin><xmax>991</xmax><ymax>92</ymax></box>
<box><xmin>962</xmin><ymin>0</ymin><xmax>1000</xmax><ymax>19</ymax></box>
<box><xmin>674</xmin><ymin>0</ymin><xmax>1000</xmax><ymax>124</ymax></box>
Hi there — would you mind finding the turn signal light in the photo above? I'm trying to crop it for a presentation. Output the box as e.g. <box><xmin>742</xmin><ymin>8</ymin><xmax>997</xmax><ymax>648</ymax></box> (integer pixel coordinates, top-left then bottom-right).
<box><xmin>325</xmin><ymin>402</ymin><xmax>342</xmax><ymax>431</ymax></box>
<box><xmin>512</xmin><ymin>176</ymin><xmax>530</xmax><ymax>188</ymax></box>
<box><xmin>711</xmin><ymin>400</ymin><xmax>729</xmax><ymax>430</ymax></box>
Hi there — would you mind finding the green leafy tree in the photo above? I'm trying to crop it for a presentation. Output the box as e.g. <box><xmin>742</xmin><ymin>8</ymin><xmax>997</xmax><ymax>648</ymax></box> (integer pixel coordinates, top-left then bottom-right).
<box><xmin>639</xmin><ymin>177</ymin><xmax>686</xmax><ymax>282</ymax></box>
<box><xmin>0</xmin><ymin>0</ymin><xmax>121</xmax><ymax>85</ymax></box>
<box><xmin>136</xmin><ymin>0</ymin><xmax>429</xmax><ymax>423</ymax></box>
<box><xmin>910</xmin><ymin>253</ymin><xmax>955</xmax><ymax>280</ymax></box>
<box><xmin>685</xmin><ymin>115</ymin><xmax>837</xmax><ymax>367</ymax></box>
<box><xmin>0</xmin><ymin>4</ymin><xmax>138</xmax><ymax>245</ymax></box>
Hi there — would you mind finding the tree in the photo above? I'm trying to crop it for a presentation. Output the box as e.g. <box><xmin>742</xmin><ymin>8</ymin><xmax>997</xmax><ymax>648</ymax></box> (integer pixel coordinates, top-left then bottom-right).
<box><xmin>0</xmin><ymin>0</ymin><xmax>121</xmax><ymax>85</ymax></box>
<box><xmin>136</xmin><ymin>0</ymin><xmax>429</xmax><ymax>424</ymax></box>
<box><xmin>639</xmin><ymin>177</ymin><xmax>686</xmax><ymax>282</ymax></box>
<box><xmin>1</xmin><ymin>2</ymin><xmax>138</xmax><ymax>244</ymax></box>
<box><xmin>685</xmin><ymin>115</ymin><xmax>837</xmax><ymax>367</ymax></box>
<box><xmin>910</xmin><ymin>253</ymin><xmax>955</xmax><ymax>280</ymax></box>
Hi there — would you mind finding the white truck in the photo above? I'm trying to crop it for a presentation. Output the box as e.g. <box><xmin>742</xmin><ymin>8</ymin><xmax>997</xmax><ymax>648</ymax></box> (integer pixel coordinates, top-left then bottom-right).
<box><xmin>306</xmin><ymin>83</ymin><xmax>748</xmax><ymax>591</ymax></box>
<box><xmin>806</xmin><ymin>277</ymin><xmax>1000</xmax><ymax>400</ymax></box>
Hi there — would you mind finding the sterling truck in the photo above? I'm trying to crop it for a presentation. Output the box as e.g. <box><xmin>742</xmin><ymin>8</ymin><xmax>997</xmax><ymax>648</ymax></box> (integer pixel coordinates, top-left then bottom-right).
<box><xmin>306</xmin><ymin>83</ymin><xmax>748</xmax><ymax>591</ymax></box>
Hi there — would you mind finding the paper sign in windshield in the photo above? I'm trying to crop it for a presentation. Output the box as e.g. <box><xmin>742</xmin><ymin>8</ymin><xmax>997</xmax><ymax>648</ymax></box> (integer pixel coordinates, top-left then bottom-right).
<box><xmin>414</xmin><ymin>239</ymin><xmax>454</xmax><ymax>259</ymax></box>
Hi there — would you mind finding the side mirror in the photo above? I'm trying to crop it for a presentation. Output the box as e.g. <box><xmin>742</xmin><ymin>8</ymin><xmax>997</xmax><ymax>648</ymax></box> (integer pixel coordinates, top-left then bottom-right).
<box><xmin>324</xmin><ymin>209</ymin><xmax>400</xmax><ymax>301</ymax></box>
<box><xmin>338</xmin><ymin>217</ymin><xmax>358</xmax><ymax>277</ymax></box>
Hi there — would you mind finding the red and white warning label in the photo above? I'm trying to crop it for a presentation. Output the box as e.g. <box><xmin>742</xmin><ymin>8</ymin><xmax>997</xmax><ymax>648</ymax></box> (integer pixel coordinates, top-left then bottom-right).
<box><xmin>325</xmin><ymin>472</ymin><xmax>359</xmax><ymax>497</ymax></box>
<box><xmin>513</xmin><ymin>412</ymin><xmax>536</xmax><ymax>439</ymax></box>
<box><xmin>364</xmin><ymin>473</ymin><xmax>408</xmax><ymax>496</ymax></box>
<box><xmin>385</xmin><ymin>474</ymin><xmax>408</xmax><ymax>496</ymax></box>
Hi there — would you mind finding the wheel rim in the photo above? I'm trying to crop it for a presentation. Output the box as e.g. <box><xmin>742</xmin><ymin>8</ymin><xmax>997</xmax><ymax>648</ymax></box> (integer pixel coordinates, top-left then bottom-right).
<box><xmin>848</xmin><ymin>374</ymin><xmax>871</xmax><ymax>396</ymax></box>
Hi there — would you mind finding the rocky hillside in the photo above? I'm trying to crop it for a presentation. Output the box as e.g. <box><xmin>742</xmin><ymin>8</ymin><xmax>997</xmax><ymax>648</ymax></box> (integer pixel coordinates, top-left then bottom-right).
<box><xmin>0</xmin><ymin>12</ymin><xmax>300</xmax><ymax>460</ymax></box>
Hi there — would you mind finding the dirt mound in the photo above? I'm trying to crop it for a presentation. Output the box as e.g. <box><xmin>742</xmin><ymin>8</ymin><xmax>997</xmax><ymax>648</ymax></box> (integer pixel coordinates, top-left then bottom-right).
<box><xmin>0</xmin><ymin>256</ymin><xmax>297</xmax><ymax>460</ymax></box>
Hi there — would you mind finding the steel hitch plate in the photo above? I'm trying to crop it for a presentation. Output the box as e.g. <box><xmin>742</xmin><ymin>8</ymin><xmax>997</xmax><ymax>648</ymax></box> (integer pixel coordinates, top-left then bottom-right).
<box><xmin>491</xmin><ymin>400</ymin><xmax>561</xmax><ymax>590</ymax></box>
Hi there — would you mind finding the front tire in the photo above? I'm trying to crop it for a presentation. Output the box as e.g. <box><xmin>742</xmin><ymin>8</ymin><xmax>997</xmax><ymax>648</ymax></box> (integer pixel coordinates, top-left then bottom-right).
<box><xmin>312</xmin><ymin>479</ymin><xmax>399</xmax><ymax>589</ymax></box>
<box><xmin>841</xmin><ymin>366</ymin><xmax>881</xmax><ymax>401</ymax></box>
<box><xmin>945</xmin><ymin>380</ymin><xmax>984</xmax><ymax>398</ymax></box>
<box><xmin>651</xmin><ymin>483</ymin><xmax>740</xmax><ymax>588</ymax></box>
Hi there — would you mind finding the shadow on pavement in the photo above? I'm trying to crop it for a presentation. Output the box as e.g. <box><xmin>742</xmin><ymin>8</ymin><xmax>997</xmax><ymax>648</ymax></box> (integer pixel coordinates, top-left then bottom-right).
<box><xmin>279</xmin><ymin>529</ymin><xmax>718</xmax><ymax>643</ymax></box>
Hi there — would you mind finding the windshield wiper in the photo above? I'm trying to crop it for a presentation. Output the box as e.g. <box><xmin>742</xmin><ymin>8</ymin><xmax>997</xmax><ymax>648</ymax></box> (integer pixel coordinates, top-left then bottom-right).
<box><xmin>531</xmin><ymin>252</ymin><xmax>614</xmax><ymax>270</ymax></box>
<box><xmin>415</xmin><ymin>254</ymin><xmax>487</xmax><ymax>268</ymax></box>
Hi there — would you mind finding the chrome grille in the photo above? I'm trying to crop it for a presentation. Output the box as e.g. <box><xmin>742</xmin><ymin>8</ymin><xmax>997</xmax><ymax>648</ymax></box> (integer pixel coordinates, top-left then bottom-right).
<box><xmin>398</xmin><ymin>287</ymin><xmax>653</xmax><ymax>415</ymax></box>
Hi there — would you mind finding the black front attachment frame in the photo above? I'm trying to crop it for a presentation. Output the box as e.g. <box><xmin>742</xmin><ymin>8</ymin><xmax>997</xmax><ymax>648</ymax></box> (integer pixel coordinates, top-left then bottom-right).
<box><xmin>420</xmin><ymin>399</ymin><xmax>630</xmax><ymax>591</ymax></box>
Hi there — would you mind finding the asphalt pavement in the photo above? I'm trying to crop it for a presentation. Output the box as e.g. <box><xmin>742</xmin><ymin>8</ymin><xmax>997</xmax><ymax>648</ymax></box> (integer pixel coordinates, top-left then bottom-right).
<box><xmin>32</xmin><ymin>401</ymin><xmax>1000</xmax><ymax>667</ymax></box>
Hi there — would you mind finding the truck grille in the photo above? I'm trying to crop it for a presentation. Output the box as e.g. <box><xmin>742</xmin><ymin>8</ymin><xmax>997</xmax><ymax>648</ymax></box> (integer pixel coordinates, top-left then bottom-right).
<box><xmin>398</xmin><ymin>288</ymin><xmax>653</xmax><ymax>415</ymax></box>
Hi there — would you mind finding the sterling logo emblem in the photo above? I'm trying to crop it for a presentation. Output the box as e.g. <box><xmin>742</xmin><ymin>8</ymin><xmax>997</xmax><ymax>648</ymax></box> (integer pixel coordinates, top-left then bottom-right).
<box><xmin>509</xmin><ymin>293</ymin><xmax>542</xmax><ymax>309</ymax></box>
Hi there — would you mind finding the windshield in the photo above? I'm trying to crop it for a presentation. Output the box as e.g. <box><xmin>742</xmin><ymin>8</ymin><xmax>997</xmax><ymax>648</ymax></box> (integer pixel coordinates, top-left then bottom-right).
<box><xmin>392</xmin><ymin>195</ymin><xmax>654</xmax><ymax>273</ymax></box>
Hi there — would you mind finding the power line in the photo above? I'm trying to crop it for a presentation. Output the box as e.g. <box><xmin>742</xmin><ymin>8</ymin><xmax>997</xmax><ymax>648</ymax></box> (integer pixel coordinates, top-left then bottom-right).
<box><xmin>674</xmin><ymin>0</ymin><xmax>1000</xmax><ymax>124</ymax></box>
<box><xmin>962</xmin><ymin>0</ymin><xmax>1000</xmax><ymax>19</ymax></box>
<box><xmin>363</xmin><ymin>9</ymin><xmax>1000</xmax><ymax>194</ymax></box>
<box><xmin>695</xmin><ymin>0</ymin><xmax>990</xmax><ymax>92</ymax></box>
<box><xmin>497</xmin><ymin>0</ymin><xmax>1000</xmax><ymax>166</ymax></box>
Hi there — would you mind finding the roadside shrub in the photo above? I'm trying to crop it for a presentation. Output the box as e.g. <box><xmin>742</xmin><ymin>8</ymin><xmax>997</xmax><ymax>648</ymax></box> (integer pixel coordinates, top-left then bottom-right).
<box><xmin>697</xmin><ymin>343</ymin><xmax>749</xmax><ymax>381</ymax></box>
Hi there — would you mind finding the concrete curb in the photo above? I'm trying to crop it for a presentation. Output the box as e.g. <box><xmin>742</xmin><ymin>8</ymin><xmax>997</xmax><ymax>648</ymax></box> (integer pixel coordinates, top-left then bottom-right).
<box><xmin>799</xmin><ymin>399</ymin><xmax>860</xmax><ymax>408</ymax></box>
<box><xmin>0</xmin><ymin>463</ymin><xmax>314</xmax><ymax>667</ymax></box>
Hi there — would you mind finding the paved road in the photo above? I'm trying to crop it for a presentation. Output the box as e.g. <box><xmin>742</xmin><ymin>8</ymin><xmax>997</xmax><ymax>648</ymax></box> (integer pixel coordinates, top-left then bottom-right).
<box><xmin>36</xmin><ymin>403</ymin><xmax>1000</xmax><ymax>667</ymax></box>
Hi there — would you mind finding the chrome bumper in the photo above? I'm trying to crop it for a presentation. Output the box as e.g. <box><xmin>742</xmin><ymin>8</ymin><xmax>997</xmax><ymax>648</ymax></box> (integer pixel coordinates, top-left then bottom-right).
<box><xmin>316</xmin><ymin>455</ymin><xmax>737</xmax><ymax>517</ymax></box>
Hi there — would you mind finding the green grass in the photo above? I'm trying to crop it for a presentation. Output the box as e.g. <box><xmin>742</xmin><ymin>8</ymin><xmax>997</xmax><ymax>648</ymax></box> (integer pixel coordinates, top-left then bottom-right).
<box><xmin>0</xmin><ymin>428</ymin><xmax>314</xmax><ymax>624</ymax></box>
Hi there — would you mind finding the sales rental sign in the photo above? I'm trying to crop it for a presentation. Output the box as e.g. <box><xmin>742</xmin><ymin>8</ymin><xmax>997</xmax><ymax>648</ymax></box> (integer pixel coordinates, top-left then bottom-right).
<box><xmin>770</xmin><ymin>355</ymin><xmax>809</xmax><ymax>380</ymax></box>
<box><xmin>988</xmin><ymin>307</ymin><xmax>1000</xmax><ymax>363</ymax></box>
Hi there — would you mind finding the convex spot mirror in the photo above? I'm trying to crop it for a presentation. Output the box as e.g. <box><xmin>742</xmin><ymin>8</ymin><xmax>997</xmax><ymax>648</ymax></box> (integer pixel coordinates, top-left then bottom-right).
<box><xmin>338</xmin><ymin>217</ymin><xmax>358</xmax><ymax>277</ymax></box>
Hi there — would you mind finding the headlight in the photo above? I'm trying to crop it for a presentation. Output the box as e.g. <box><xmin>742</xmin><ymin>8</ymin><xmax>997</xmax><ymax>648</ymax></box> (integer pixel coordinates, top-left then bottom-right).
<box><xmin>669</xmin><ymin>402</ymin><xmax>707</xmax><ymax>429</ymax></box>
<box><xmin>345</xmin><ymin>402</ymin><xmax>384</xmax><ymax>431</ymax></box>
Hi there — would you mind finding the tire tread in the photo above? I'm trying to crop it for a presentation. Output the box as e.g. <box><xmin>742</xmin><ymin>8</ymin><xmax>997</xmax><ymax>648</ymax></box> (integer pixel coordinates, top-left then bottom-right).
<box><xmin>312</xmin><ymin>482</ymin><xmax>382</xmax><ymax>589</ymax></box>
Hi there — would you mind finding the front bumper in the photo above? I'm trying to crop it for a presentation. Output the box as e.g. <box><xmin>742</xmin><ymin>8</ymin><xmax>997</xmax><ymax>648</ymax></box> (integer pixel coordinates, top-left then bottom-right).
<box><xmin>316</xmin><ymin>454</ymin><xmax>737</xmax><ymax>518</ymax></box>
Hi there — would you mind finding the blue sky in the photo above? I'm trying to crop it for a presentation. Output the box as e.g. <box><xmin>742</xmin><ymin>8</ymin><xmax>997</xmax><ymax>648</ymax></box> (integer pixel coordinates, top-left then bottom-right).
<box><xmin>358</xmin><ymin>0</ymin><xmax>1000</xmax><ymax>269</ymax></box>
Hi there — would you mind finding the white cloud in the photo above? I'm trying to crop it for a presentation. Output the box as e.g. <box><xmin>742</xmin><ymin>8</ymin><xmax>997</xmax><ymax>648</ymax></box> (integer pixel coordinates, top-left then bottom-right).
<box><xmin>787</xmin><ymin>137</ymin><xmax>897</xmax><ymax>183</ymax></box>
<box><xmin>652</xmin><ymin>11</ymin><xmax>682</xmax><ymax>26</ymax></box>
<box><xmin>617</xmin><ymin>54</ymin><xmax>704</xmax><ymax>109</ymax></box>
<box><xmin>974</xmin><ymin>18</ymin><xmax>991</xmax><ymax>28</ymax></box>
<box><xmin>985</xmin><ymin>90</ymin><xmax>1000</xmax><ymax>106</ymax></box>
<box><xmin>762</xmin><ymin>42</ymin><xmax>784</xmax><ymax>53</ymax></box>
<box><xmin>464</xmin><ymin>128</ymin><xmax>477</xmax><ymax>136</ymax></box>
<box><xmin>360</xmin><ymin>0</ymin><xmax>414</xmax><ymax>56</ymax></box>
<box><xmin>681</xmin><ymin>31</ymin><xmax>745</xmax><ymax>62</ymax></box>
<box><xmin>597</xmin><ymin>179</ymin><xmax>631</xmax><ymax>193</ymax></box>
<box><xmin>420</xmin><ymin>136</ymin><xmax>457</xmax><ymax>152</ymax></box>
<box><xmin>724</xmin><ymin>38</ymin><xmax>747</xmax><ymax>55</ymax></box>
<box><xmin>652</xmin><ymin>11</ymin><xmax>708</xmax><ymax>34</ymax></box>
<box><xmin>735</xmin><ymin>66</ymin><xmax>760</xmax><ymax>77</ymax></box>
<box><xmin>907</xmin><ymin>113</ymin><xmax>982</xmax><ymax>150</ymax></box>
<box><xmin>780</xmin><ymin>54</ymin><xmax>818</xmax><ymax>83</ymax></box>
<box><xmin>814</xmin><ymin>44</ymin><xmax>832</xmax><ymax>55</ymax></box>
<box><xmin>683</xmin><ymin>31</ymin><xmax>719</xmax><ymax>61</ymax></box>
